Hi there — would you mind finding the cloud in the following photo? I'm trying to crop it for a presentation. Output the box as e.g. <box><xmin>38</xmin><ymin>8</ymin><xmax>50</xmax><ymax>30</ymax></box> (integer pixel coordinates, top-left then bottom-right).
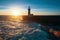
<box><xmin>0</xmin><ymin>6</ymin><xmax>8</xmax><ymax>10</ymax></box>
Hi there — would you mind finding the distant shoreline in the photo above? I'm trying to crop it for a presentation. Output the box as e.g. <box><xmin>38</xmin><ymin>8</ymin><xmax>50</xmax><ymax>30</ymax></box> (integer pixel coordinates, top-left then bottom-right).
<box><xmin>0</xmin><ymin>15</ymin><xmax>60</xmax><ymax>16</ymax></box>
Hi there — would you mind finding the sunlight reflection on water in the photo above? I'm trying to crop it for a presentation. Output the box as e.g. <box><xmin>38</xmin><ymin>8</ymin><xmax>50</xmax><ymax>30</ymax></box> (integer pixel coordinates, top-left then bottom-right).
<box><xmin>0</xmin><ymin>20</ymin><xmax>50</xmax><ymax>40</ymax></box>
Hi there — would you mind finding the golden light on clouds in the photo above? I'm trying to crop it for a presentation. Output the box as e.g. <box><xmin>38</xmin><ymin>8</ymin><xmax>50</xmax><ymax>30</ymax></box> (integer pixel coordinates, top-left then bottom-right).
<box><xmin>0</xmin><ymin>5</ymin><xmax>27</xmax><ymax>15</ymax></box>
<box><xmin>0</xmin><ymin>6</ymin><xmax>58</xmax><ymax>16</ymax></box>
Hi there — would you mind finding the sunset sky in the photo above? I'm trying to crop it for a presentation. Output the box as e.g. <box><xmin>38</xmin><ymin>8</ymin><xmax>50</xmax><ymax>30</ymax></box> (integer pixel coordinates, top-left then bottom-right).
<box><xmin>0</xmin><ymin>0</ymin><xmax>60</xmax><ymax>15</ymax></box>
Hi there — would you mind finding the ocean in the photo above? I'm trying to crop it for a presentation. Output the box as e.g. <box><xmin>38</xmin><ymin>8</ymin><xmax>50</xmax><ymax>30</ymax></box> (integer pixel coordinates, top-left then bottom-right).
<box><xmin>0</xmin><ymin>20</ymin><xmax>50</xmax><ymax>40</ymax></box>
<box><xmin>0</xmin><ymin>15</ymin><xmax>60</xmax><ymax>40</ymax></box>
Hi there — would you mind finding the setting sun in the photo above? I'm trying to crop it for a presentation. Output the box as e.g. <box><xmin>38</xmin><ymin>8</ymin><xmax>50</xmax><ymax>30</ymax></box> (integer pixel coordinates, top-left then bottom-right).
<box><xmin>9</xmin><ymin>6</ymin><xmax>23</xmax><ymax>16</ymax></box>
<box><xmin>11</xmin><ymin>9</ymin><xmax>20</xmax><ymax>16</ymax></box>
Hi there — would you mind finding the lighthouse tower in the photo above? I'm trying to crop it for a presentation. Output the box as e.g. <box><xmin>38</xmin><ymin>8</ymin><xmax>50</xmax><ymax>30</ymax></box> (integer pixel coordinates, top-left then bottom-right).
<box><xmin>28</xmin><ymin>6</ymin><xmax>30</xmax><ymax>16</ymax></box>
<box><xmin>28</xmin><ymin>6</ymin><xmax>33</xmax><ymax>17</ymax></box>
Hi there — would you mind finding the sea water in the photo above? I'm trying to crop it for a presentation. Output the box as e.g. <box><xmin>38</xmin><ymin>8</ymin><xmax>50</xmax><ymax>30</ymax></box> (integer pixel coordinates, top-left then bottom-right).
<box><xmin>0</xmin><ymin>20</ymin><xmax>50</xmax><ymax>40</ymax></box>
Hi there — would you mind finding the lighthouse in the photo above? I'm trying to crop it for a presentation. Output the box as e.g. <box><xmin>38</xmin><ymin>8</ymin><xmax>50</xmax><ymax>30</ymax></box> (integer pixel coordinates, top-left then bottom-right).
<box><xmin>28</xmin><ymin>6</ymin><xmax>33</xmax><ymax>17</ymax></box>
<box><xmin>28</xmin><ymin>6</ymin><xmax>30</xmax><ymax>16</ymax></box>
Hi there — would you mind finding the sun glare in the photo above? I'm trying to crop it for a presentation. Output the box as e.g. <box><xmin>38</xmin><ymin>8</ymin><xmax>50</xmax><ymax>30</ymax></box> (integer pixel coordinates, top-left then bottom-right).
<box><xmin>9</xmin><ymin>6</ymin><xmax>23</xmax><ymax>16</ymax></box>
<box><xmin>11</xmin><ymin>9</ymin><xmax>20</xmax><ymax>16</ymax></box>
